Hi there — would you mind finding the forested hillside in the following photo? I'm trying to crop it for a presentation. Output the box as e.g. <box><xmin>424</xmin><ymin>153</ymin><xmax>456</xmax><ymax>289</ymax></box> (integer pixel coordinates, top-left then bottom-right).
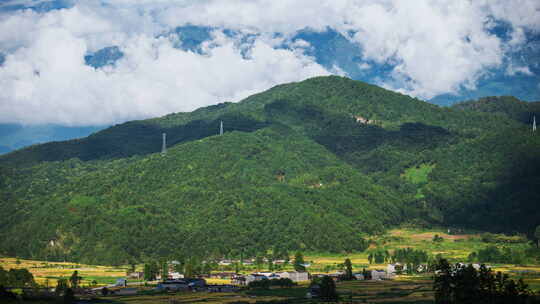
<box><xmin>452</xmin><ymin>96</ymin><xmax>540</xmax><ymax>124</ymax></box>
<box><xmin>0</xmin><ymin>76</ymin><xmax>539</xmax><ymax>265</ymax></box>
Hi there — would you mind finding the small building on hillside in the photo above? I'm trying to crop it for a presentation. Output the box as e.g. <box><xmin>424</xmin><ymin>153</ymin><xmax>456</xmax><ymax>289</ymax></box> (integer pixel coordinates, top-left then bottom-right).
<box><xmin>218</xmin><ymin>259</ymin><xmax>233</xmax><ymax>266</ymax></box>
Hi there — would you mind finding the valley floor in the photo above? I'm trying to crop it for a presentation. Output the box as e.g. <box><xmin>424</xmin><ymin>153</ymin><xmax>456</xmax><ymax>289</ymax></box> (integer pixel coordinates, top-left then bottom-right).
<box><xmin>2</xmin><ymin>228</ymin><xmax>539</xmax><ymax>303</ymax></box>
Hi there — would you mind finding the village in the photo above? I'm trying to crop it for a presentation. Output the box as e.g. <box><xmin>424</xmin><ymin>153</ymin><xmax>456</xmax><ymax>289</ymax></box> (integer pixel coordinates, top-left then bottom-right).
<box><xmin>1</xmin><ymin>228</ymin><xmax>539</xmax><ymax>303</ymax></box>
<box><xmin>101</xmin><ymin>257</ymin><xmax>447</xmax><ymax>299</ymax></box>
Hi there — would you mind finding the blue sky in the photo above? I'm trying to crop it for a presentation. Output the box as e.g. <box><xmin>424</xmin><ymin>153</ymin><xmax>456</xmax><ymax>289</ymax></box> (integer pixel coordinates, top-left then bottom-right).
<box><xmin>0</xmin><ymin>0</ymin><xmax>539</xmax><ymax>127</ymax></box>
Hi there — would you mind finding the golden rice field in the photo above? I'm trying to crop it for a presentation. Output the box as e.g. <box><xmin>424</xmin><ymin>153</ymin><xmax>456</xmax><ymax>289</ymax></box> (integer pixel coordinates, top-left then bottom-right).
<box><xmin>0</xmin><ymin>257</ymin><xmax>127</xmax><ymax>287</ymax></box>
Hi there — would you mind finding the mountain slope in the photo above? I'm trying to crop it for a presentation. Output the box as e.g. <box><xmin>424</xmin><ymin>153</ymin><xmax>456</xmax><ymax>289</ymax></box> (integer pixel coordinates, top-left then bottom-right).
<box><xmin>0</xmin><ymin>76</ymin><xmax>539</xmax><ymax>265</ymax></box>
<box><xmin>0</xmin><ymin>76</ymin><xmax>517</xmax><ymax>166</ymax></box>
<box><xmin>0</xmin><ymin>128</ymin><xmax>404</xmax><ymax>264</ymax></box>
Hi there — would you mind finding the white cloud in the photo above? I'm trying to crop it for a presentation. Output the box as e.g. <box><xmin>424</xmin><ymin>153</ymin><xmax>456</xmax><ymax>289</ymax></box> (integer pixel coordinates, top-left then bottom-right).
<box><xmin>506</xmin><ymin>64</ymin><xmax>534</xmax><ymax>76</ymax></box>
<box><xmin>0</xmin><ymin>20</ymin><xmax>329</xmax><ymax>125</ymax></box>
<box><xmin>0</xmin><ymin>0</ymin><xmax>539</xmax><ymax>125</ymax></box>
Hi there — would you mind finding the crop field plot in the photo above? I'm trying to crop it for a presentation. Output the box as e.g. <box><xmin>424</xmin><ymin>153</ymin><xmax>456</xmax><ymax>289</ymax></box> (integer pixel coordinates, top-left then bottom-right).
<box><xmin>92</xmin><ymin>279</ymin><xmax>435</xmax><ymax>304</ymax></box>
<box><xmin>96</xmin><ymin>292</ymin><xmax>281</xmax><ymax>304</ymax></box>
<box><xmin>0</xmin><ymin>257</ymin><xmax>127</xmax><ymax>286</ymax></box>
<box><xmin>337</xmin><ymin>277</ymin><xmax>435</xmax><ymax>303</ymax></box>
<box><xmin>92</xmin><ymin>288</ymin><xmax>311</xmax><ymax>304</ymax></box>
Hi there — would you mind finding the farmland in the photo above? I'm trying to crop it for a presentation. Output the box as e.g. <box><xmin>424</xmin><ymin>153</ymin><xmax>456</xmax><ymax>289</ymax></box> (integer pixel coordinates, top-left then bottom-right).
<box><xmin>0</xmin><ymin>257</ymin><xmax>128</xmax><ymax>287</ymax></box>
<box><xmin>86</xmin><ymin>278</ymin><xmax>434</xmax><ymax>303</ymax></box>
<box><xmin>1</xmin><ymin>228</ymin><xmax>539</xmax><ymax>303</ymax></box>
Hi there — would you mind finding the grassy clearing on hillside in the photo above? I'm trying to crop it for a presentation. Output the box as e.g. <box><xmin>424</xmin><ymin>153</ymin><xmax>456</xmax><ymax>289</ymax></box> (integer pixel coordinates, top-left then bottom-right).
<box><xmin>401</xmin><ymin>163</ymin><xmax>435</xmax><ymax>185</ymax></box>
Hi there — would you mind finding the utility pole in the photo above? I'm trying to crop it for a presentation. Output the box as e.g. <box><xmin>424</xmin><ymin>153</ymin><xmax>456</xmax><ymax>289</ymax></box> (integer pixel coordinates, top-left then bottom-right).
<box><xmin>220</xmin><ymin>120</ymin><xmax>223</xmax><ymax>136</ymax></box>
<box><xmin>161</xmin><ymin>133</ymin><xmax>167</xmax><ymax>155</ymax></box>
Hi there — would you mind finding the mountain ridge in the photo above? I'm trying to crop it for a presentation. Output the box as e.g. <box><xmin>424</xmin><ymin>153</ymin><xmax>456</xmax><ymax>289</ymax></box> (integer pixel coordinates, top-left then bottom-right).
<box><xmin>0</xmin><ymin>76</ymin><xmax>538</xmax><ymax>265</ymax></box>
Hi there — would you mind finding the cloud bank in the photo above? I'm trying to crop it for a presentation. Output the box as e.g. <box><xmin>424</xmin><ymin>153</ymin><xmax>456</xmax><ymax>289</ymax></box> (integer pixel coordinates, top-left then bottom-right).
<box><xmin>0</xmin><ymin>0</ymin><xmax>539</xmax><ymax>125</ymax></box>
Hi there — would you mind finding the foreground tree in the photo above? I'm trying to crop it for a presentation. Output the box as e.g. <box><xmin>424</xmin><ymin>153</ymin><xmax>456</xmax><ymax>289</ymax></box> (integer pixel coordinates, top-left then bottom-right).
<box><xmin>55</xmin><ymin>278</ymin><xmax>69</xmax><ymax>296</ymax></box>
<box><xmin>433</xmin><ymin>259</ymin><xmax>531</xmax><ymax>304</ymax></box>
<box><xmin>319</xmin><ymin>276</ymin><xmax>339</xmax><ymax>302</ymax></box>
<box><xmin>535</xmin><ymin>225</ymin><xmax>540</xmax><ymax>248</ymax></box>
<box><xmin>63</xmin><ymin>288</ymin><xmax>76</xmax><ymax>304</ymax></box>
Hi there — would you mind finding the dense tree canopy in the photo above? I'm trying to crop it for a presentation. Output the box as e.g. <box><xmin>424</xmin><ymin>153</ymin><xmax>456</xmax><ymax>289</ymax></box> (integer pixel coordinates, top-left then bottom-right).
<box><xmin>0</xmin><ymin>76</ymin><xmax>539</xmax><ymax>264</ymax></box>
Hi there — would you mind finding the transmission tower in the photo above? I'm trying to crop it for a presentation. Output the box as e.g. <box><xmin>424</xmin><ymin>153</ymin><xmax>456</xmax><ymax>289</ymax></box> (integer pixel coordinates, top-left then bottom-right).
<box><xmin>161</xmin><ymin>133</ymin><xmax>167</xmax><ymax>155</ymax></box>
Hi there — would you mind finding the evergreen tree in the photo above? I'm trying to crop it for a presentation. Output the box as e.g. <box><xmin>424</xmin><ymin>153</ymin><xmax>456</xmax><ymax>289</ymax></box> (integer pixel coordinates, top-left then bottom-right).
<box><xmin>267</xmin><ymin>256</ymin><xmax>274</xmax><ymax>272</ymax></box>
<box><xmin>184</xmin><ymin>260</ymin><xmax>194</xmax><ymax>278</ymax></box>
<box><xmin>433</xmin><ymin>259</ymin><xmax>452</xmax><ymax>304</ymax></box>
<box><xmin>535</xmin><ymin>225</ymin><xmax>540</xmax><ymax>248</ymax></box>
<box><xmin>69</xmin><ymin>271</ymin><xmax>81</xmax><ymax>289</ymax></box>
<box><xmin>143</xmin><ymin>262</ymin><xmax>159</xmax><ymax>281</ymax></box>
<box><xmin>161</xmin><ymin>261</ymin><xmax>169</xmax><ymax>280</ymax></box>
<box><xmin>433</xmin><ymin>259</ymin><xmax>532</xmax><ymax>304</ymax></box>
<box><xmin>55</xmin><ymin>277</ymin><xmax>69</xmax><ymax>296</ymax></box>
<box><xmin>255</xmin><ymin>256</ymin><xmax>264</xmax><ymax>272</ymax></box>
<box><xmin>143</xmin><ymin>263</ymin><xmax>151</xmax><ymax>281</ymax></box>
<box><xmin>344</xmin><ymin>258</ymin><xmax>353</xmax><ymax>280</ymax></box>
<box><xmin>319</xmin><ymin>276</ymin><xmax>338</xmax><ymax>301</ymax></box>
<box><xmin>293</xmin><ymin>252</ymin><xmax>306</xmax><ymax>272</ymax></box>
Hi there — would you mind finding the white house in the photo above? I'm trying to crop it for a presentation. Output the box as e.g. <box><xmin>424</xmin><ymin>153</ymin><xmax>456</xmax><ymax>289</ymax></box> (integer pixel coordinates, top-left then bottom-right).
<box><xmin>169</xmin><ymin>272</ymin><xmax>184</xmax><ymax>280</ymax></box>
<box><xmin>386</xmin><ymin>264</ymin><xmax>404</xmax><ymax>277</ymax></box>
<box><xmin>244</xmin><ymin>274</ymin><xmax>267</xmax><ymax>285</ymax></box>
<box><xmin>371</xmin><ymin>270</ymin><xmax>390</xmax><ymax>280</ymax></box>
<box><xmin>275</xmin><ymin>271</ymin><xmax>309</xmax><ymax>282</ymax></box>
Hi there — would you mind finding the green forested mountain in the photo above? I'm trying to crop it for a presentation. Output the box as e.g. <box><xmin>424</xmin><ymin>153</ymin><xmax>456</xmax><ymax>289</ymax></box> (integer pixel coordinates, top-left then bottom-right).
<box><xmin>452</xmin><ymin>96</ymin><xmax>540</xmax><ymax>124</ymax></box>
<box><xmin>0</xmin><ymin>76</ymin><xmax>539</xmax><ymax>265</ymax></box>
